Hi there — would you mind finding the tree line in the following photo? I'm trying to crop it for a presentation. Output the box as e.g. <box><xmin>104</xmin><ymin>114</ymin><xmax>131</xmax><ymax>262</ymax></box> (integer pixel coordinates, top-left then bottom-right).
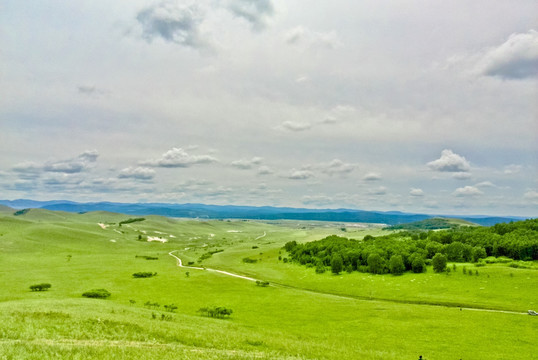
<box><xmin>283</xmin><ymin>218</ymin><xmax>537</xmax><ymax>275</ymax></box>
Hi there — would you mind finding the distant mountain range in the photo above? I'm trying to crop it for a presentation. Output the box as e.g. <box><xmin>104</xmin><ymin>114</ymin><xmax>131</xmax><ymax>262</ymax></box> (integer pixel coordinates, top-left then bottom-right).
<box><xmin>0</xmin><ymin>199</ymin><xmax>525</xmax><ymax>226</ymax></box>
<box><xmin>0</xmin><ymin>199</ymin><xmax>530</xmax><ymax>226</ymax></box>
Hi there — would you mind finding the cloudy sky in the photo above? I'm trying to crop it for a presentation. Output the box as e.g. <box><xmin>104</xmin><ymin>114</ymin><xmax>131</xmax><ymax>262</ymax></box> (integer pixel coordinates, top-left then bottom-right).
<box><xmin>1</xmin><ymin>0</ymin><xmax>537</xmax><ymax>217</ymax></box>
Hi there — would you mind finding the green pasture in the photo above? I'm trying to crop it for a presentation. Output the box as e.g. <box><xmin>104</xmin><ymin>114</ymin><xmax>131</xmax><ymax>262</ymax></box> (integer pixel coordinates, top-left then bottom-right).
<box><xmin>0</xmin><ymin>209</ymin><xmax>536</xmax><ymax>359</ymax></box>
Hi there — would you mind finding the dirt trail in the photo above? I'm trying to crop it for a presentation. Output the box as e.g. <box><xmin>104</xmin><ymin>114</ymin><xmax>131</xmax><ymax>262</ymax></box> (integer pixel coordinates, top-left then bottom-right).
<box><xmin>168</xmin><ymin>251</ymin><xmax>258</xmax><ymax>282</ymax></box>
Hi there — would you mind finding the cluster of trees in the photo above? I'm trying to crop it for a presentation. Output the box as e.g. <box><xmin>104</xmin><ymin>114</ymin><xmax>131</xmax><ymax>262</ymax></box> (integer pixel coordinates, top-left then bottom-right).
<box><xmin>119</xmin><ymin>217</ymin><xmax>146</xmax><ymax>226</ymax></box>
<box><xmin>197</xmin><ymin>306</ymin><xmax>233</xmax><ymax>318</ymax></box>
<box><xmin>135</xmin><ymin>255</ymin><xmax>158</xmax><ymax>260</ymax></box>
<box><xmin>30</xmin><ymin>283</ymin><xmax>51</xmax><ymax>291</ymax></box>
<box><xmin>283</xmin><ymin>219</ymin><xmax>537</xmax><ymax>275</ymax></box>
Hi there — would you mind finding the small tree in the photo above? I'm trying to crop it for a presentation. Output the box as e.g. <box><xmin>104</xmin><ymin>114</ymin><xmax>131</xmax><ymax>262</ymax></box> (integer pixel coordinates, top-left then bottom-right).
<box><xmin>367</xmin><ymin>253</ymin><xmax>385</xmax><ymax>274</ymax></box>
<box><xmin>389</xmin><ymin>255</ymin><xmax>405</xmax><ymax>275</ymax></box>
<box><xmin>411</xmin><ymin>256</ymin><xmax>426</xmax><ymax>273</ymax></box>
<box><xmin>315</xmin><ymin>259</ymin><xmax>326</xmax><ymax>274</ymax></box>
<box><xmin>432</xmin><ymin>253</ymin><xmax>448</xmax><ymax>273</ymax></box>
<box><xmin>331</xmin><ymin>254</ymin><xmax>343</xmax><ymax>274</ymax></box>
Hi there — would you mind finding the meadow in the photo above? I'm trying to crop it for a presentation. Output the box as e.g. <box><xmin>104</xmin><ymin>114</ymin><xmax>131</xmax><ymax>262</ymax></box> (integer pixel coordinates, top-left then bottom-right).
<box><xmin>0</xmin><ymin>207</ymin><xmax>536</xmax><ymax>359</ymax></box>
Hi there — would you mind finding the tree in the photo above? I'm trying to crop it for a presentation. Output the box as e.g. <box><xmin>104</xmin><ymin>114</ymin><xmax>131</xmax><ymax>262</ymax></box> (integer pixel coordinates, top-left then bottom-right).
<box><xmin>411</xmin><ymin>255</ymin><xmax>426</xmax><ymax>273</ymax></box>
<box><xmin>331</xmin><ymin>254</ymin><xmax>343</xmax><ymax>274</ymax></box>
<box><xmin>432</xmin><ymin>253</ymin><xmax>447</xmax><ymax>273</ymax></box>
<box><xmin>389</xmin><ymin>255</ymin><xmax>405</xmax><ymax>275</ymax></box>
<box><xmin>367</xmin><ymin>253</ymin><xmax>385</xmax><ymax>274</ymax></box>
<box><xmin>315</xmin><ymin>259</ymin><xmax>326</xmax><ymax>274</ymax></box>
<box><xmin>472</xmin><ymin>246</ymin><xmax>487</xmax><ymax>262</ymax></box>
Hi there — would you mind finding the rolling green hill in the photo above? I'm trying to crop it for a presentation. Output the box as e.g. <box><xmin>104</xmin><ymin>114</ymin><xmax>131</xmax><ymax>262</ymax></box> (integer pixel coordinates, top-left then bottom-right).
<box><xmin>0</xmin><ymin>209</ymin><xmax>536</xmax><ymax>359</ymax></box>
<box><xmin>385</xmin><ymin>217</ymin><xmax>478</xmax><ymax>230</ymax></box>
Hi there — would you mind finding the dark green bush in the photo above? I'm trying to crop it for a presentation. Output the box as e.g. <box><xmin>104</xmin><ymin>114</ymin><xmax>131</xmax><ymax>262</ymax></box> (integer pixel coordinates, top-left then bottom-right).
<box><xmin>132</xmin><ymin>272</ymin><xmax>157</xmax><ymax>278</ymax></box>
<box><xmin>30</xmin><ymin>283</ymin><xmax>51</xmax><ymax>292</ymax></box>
<box><xmin>82</xmin><ymin>289</ymin><xmax>111</xmax><ymax>299</ymax></box>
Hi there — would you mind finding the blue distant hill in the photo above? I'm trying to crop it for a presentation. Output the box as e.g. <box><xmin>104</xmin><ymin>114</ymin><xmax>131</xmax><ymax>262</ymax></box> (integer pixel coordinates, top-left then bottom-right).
<box><xmin>0</xmin><ymin>199</ymin><xmax>529</xmax><ymax>226</ymax></box>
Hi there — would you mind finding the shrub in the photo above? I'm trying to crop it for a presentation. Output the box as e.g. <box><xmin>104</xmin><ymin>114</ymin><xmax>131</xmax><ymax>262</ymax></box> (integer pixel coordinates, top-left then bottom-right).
<box><xmin>255</xmin><ymin>280</ymin><xmax>270</xmax><ymax>287</ymax></box>
<box><xmin>135</xmin><ymin>255</ymin><xmax>158</xmax><ymax>260</ymax></box>
<box><xmin>30</xmin><ymin>283</ymin><xmax>51</xmax><ymax>292</ymax></box>
<box><xmin>164</xmin><ymin>304</ymin><xmax>178</xmax><ymax>312</ymax></box>
<box><xmin>132</xmin><ymin>272</ymin><xmax>157</xmax><ymax>278</ymax></box>
<box><xmin>242</xmin><ymin>257</ymin><xmax>257</xmax><ymax>264</ymax></box>
<box><xmin>82</xmin><ymin>289</ymin><xmax>111</xmax><ymax>299</ymax></box>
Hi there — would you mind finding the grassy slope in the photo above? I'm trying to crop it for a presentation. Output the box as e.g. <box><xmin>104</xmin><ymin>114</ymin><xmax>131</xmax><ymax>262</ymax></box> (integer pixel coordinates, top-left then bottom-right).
<box><xmin>0</xmin><ymin>212</ymin><xmax>536</xmax><ymax>359</ymax></box>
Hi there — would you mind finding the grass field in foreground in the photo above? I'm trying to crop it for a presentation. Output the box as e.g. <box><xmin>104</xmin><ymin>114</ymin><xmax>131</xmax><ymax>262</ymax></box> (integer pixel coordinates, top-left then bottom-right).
<box><xmin>0</xmin><ymin>209</ymin><xmax>536</xmax><ymax>359</ymax></box>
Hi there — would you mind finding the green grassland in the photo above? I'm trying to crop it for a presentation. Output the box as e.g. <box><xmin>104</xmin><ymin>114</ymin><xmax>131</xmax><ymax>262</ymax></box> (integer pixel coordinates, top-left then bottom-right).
<box><xmin>0</xmin><ymin>209</ymin><xmax>536</xmax><ymax>359</ymax></box>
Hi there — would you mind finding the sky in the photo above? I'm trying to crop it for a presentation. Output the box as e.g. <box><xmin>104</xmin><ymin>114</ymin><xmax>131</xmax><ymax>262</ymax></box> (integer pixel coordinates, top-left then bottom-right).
<box><xmin>1</xmin><ymin>0</ymin><xmax>537</xmax><ymax>217</ymax></box>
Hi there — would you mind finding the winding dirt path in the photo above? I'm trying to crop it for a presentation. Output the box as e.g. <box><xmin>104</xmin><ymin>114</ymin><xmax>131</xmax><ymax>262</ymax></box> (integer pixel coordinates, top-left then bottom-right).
<box><xmin>168</xmin><ymin>251</ymin><xmax>258</xmax><ymax>282</ymax></box>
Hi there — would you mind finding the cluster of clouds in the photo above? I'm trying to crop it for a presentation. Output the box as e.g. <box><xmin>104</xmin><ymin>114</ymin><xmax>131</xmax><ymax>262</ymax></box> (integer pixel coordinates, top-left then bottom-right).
<box><xmin>3</xmin><ymin>147</ymin><xmax>535</xmax><ymax>214</ymax></box>
<box><xmin>135</xmin><ymin>0</ymin><xmax>277</xmax><ymax>49</ymax></box>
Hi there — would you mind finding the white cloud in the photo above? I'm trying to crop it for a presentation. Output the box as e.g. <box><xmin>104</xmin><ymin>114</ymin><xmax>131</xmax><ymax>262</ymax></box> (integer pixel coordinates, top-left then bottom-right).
<box><xmin>427</xmin><ymin>149</ymin><xmax>471</xmax><ymax>173</ymax></box>
<box><xmin>410</xmin><ymin>188</ymin><xmax>424</xmax><ymax>197</ymax></box>
<box><xmin>118</xmin><ymin>167</ymin><xmax>156</xmax><ymax>180</ymax></box>
<box><xmin>475</xmin><ymin>181</ymin><xmax>496</xmax><ymax>188</ymax></box>
<box><xmin>29</xmin><ymin>150</ymin><xmax>100</xmax><ymax>175</ymax></box>
<box><xmin>141</xmin><ymin>148</ymin><xmax>218</xmax><ymax>168</ymax></box>
<box><xmin>477</xmin><ymin>29</ymin><xmax>538</xmax><ymax>80</ymax></box>
<box><xmin>320</xmin><ymin>159</ymin><xmax>355</xmax><ymax>176</ymax></box>
<box><xmin>523</xmin><ymin>190</ymin><xmax>538</xmax><ymax>202</ymax></box>
<box><xmin>142</xmin><ymin>147</ymin><xmax>217</xmax><ymax>168</ymax></box>
<box><xmin>453</xmin><ymin>186</ymin><xmax>483</xmax><ymax>197</ymax></box>
<box><xmin>230</xmin><ymin>157</ymin><xmax>263</xmax><ymax>169</ymax></box>
<box><xmin>504</xmin><ymin>164</ymin><xmax>522</xmax><ymax>174</ymax></box>
<box><xmin>362</xmin><ymin>172</ymin><xmax>382</xmax><ymax>181</ymax></box>
<box><xmin>288</xmin><ymin>169</ymin><xmax>314</xmax><ymax>180</ymax></box>
<box><xmin>257</xmin><ymin>166</ymin><xmax>274</xmax><ymax>175</ymax></box>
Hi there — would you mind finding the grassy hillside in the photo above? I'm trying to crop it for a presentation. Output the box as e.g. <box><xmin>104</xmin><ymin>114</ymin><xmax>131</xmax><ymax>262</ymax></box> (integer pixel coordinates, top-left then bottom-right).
<box><xmin>385</xmin><ymin>217</ymin><xmax>478</xmax><ymax>230</ymax></box>
<box><xmin>0</xmin><ymin>210</ymin><xmax>536</xmax><ymax>359</ymax></box>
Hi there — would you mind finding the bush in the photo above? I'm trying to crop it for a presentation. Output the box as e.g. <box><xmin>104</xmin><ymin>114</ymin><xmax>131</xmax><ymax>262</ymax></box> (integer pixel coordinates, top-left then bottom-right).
<box><xmin>255</xmin><ymin>280</ymin><xmax>270</xmax><ymax>287</ymax></box>
<box><xmin>30</xmin><ymin>283</ymin><xmax>51</xmax><ymax>292</ymax></box>
<box><xmin>242</xmin><ymin>257</ymin><xmax>258</xmax><ymax>264</ymax></box>
<box><xmin>82</xmin><ymin>289</ymin><xmax>111</xmax><ymax>299</ymax></box>
<box><xmin>132</xmin><ymin>272</ymin><xmax>157</xmax><ymax>278</ymax></box>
